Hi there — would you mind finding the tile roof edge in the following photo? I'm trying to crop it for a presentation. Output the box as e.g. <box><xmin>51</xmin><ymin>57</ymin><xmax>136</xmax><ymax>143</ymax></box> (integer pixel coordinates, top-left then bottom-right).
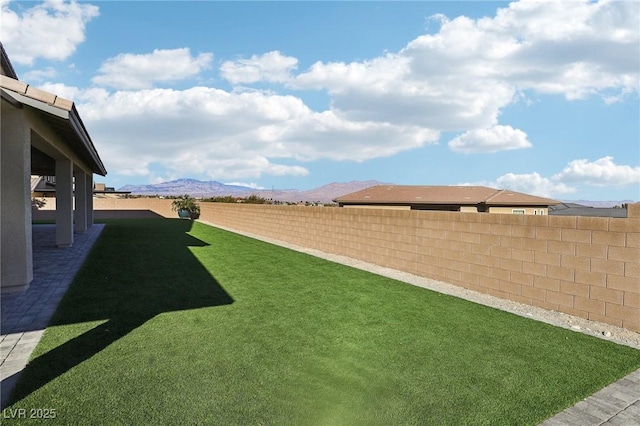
<box><xmin>0</xmin><ymin>75</ymin><xmax>74</xmax><ymax>111</ymax></box>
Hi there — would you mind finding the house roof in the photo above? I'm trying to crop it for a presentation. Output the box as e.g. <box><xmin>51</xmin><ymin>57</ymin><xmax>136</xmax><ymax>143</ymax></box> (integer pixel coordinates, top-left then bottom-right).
<box><xmin>334</xmin><ymin>185</ymin><xmax>560</xmax><ymax>206</ymax></box>
<box><xmin>0</xmin><ymin>74</ymin><xmax>107</xmax><ymax>176</ymax></box>
<box><xmin>0</xmin><ymin>42</ymin><xmax>18</xmax><ymax>79</ymax></box>
<box><xmin>549</xmin><ymin>203</ymin><xmax>628</xmax><ymax>218</ymax></box>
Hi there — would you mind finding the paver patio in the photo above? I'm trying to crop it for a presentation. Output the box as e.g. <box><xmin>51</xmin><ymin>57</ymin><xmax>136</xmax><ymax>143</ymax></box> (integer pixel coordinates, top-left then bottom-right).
<box><xmin>1</xmin><ymin>224</ymin><xmax>104</xmax><ymax>408</ymax></box>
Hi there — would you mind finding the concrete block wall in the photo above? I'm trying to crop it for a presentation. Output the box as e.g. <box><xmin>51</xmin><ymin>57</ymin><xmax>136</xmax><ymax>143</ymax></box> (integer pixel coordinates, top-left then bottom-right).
<box><xmin>32</xmin><ymin>198</ymin><xmax>640</xmax><ymax>332</ymax></box>
<box><xmin>94</xmin><ymin>197</ymin><xmax>175</xmax><ymax>218</ymax></box>
<box><xmin>33</xmin><ymin>197</ymin><xmax>175</xmax><ymax>220</ymax></box>
<box><xmin>196</xmin><ymin>202</ymin><xmax>639</xmax><ymax>332</ymax></box>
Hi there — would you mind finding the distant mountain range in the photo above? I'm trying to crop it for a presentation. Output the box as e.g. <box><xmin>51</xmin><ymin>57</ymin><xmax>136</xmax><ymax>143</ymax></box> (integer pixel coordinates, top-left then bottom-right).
<box><xmin>119</xmin><ymin>179</ymin><xmax>636</xmax><ymax>206</ymax></box>
<box><xmin>119</xmin><ymin>179</ymin><xmax>385</xmax><ymax>203</ymax></box>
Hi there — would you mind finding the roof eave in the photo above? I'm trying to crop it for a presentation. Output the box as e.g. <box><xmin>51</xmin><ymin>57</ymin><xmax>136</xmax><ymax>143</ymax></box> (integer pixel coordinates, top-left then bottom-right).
<box><xmin>1</xmin><ymin>87</ymin><xmax>22</xmax><ymax>107</ymax></box>
<box><xmin>0</xmin><ymin>42</ymin><xmax>18</xmax><ymax>80</ymax></box>
<box><xmin>1</xmin><ymin>87</ymin><xmax>107</xmax><ymax>177</ymax></box>
<box><xmin>69</xmin><ymin>105</ymin><xmax>107</xmax><ymax>176</ymax></box>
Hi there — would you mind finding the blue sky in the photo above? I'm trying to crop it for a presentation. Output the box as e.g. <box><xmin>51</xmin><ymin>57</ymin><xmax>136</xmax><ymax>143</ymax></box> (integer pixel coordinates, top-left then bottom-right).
<box><xmin>2</xmin><ymin>0</ymin><xmax>639</xmax><ymax>201</ymax></box>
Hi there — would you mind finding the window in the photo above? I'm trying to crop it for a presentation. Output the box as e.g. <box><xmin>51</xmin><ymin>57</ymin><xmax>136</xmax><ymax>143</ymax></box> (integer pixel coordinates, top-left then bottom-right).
<box><xmin>512</xmin><ymin>209</ymin><xmax>525</xmax><ymax>215</ymax></box>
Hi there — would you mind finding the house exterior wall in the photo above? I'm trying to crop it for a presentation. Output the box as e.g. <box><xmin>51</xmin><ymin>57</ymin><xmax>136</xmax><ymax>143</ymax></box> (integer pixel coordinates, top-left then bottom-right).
<box><xmin>341</xmin><ymin>204</ymin><xmax>548</xmax><ymax>214</ymax></box>
<box><xmin>488</xmin><ymin>206</ymin><xmax>549</xmax><ymax>215</ymax></box>
<box><xmin>343</xmin><ymin>204</ymin><xmax>411</xmax><ymax>210</ymax></box>
<box><xmin>34</xmin><ymin>198</ymin><xmax>640</xmax><ymax>332</ymax></box>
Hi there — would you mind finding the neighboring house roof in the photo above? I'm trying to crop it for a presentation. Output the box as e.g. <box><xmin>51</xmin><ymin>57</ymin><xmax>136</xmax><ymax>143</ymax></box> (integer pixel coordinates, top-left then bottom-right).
<box><xmin>334</xmin><ymin>185</ymin><xmax>559</xmax><ymax>207</ymax></box>
<box><xmin>549</xmin><ymin>203</ymin><xmax>628</xmax><ymax>218</ymax></box>
<box><xmin>0</xmin><ymin>74</ymin><xmax>107</xmax><ymax>176</ymax></box>
<box><xmin>555</xmin><ymin>202</ymin><xmax>588</xmax><ymax>209</ymax></box>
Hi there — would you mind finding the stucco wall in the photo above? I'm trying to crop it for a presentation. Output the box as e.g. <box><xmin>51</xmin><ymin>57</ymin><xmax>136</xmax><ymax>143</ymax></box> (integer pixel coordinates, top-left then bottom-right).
<box><xmin>343</xmin><ymin>205</ymin><xmax>411</xmax><ymax>210</ymax></box>
<box><xmin>1</xmin><ymin>103</ymin><xmax>33</xmax><ymax>292</ymax></box>
<box><xmin>487</xmin><ymin>206</ymin><xmax>548</xmax><ymax>215</ymax></box>
<box><xmin>33</xmin><ymin>198</ymin><xmax>640</xmax><ymax>332</ymax></box>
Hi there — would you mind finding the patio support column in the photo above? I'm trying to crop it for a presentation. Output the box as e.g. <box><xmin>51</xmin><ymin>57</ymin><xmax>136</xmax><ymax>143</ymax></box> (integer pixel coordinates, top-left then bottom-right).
<box><xmin>0</xmin><ymin>107</ymin><xmax>33</xmax><ymax>293</ymax></box>
<box><xmin>55</xmin><ymin>158</ymin><xmax>74</xmax><ymax>247</ymax></box>
<box><xmin>87</xmin><ymin>174</ymin><xmax>94</xmax><ymax>226</ymax></box>
<box><xmin>74</xmin><ymin>170</ymin><xmax>88</xmax><ymax>233</ymax></box>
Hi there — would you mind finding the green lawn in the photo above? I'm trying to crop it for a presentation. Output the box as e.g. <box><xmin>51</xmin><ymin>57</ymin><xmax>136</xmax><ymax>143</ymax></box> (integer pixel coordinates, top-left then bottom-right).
<box><xmin>6</xmin><ymin>219</ymin><xmax>640</xmax><ymax>425</ymax></box>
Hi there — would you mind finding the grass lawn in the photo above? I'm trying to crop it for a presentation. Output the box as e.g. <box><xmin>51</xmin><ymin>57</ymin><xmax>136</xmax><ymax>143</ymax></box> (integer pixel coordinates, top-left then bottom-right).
<box><xmin>6</xmin><ymin>219</ymin><xmax>640</xmax><ymax>425</ymax></box>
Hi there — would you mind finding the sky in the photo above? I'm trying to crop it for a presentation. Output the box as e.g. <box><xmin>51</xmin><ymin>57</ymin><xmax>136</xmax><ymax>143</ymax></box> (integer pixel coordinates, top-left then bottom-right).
<box><xmin>1</xmin><ymin>0</ymin><xmax>639</xmax><ymax>201</ymax></box>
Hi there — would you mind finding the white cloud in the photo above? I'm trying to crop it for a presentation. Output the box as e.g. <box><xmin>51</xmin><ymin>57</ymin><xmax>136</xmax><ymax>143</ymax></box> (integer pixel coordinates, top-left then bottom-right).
<box><xmin>14</xmin><ymin>0</ymin><xmax>636</xmax><ymax>190</ymax></box>
<box><xmin>92</xmin><ymin>48</ymin><xmax>213</xmax><ymax>89</ymax></box>
<box><xmin>75</xmin><ymin>86</ymin><xmax>436</xmax><ymax>181</ymax></box>
<box><xmin>464</xmin><ymin>157</ymin><xmax>640</xmax><ymax>198</ymax></box>
<box><xmin>409</xmin><ymin>0</ymin><xmax>639</xmax><ymax>100</ymax></box>
<box><xmin>294</xmin><ymin>54</ymin><xmax>409</xmax><ymax>95</ymax></box>
<box><xmin>284</xmin><ymin>0</ymin><xmax>638</xmax><ymax>133</ymax></box>
<box><xmin>448</xmin><ymin>125</ymin><xmax>532</xmax><ymax>154</ymax></box>
<box><xmin>224</xmin><ymin>182</ymin><xmax>265</xmax><ymax>190</ymax></box>
<box><xmin>261</xmin><ymin>110</ymin><xmax>439</xmax><ymax>162</ymax></box>
<box><xmin>465</xmin><ymin>172</ymin><xmax>576</xmax><ymax>198</ymax></box>
<box><xmin>0</xmin><ymin>0</ymin><xmax>99</xmax><ymax>65</ymax></box>
<box><xmin>295</xmin><ymin>56</ymin><xmax>514</xmax><ymax>131</ymax></box>
<box><xmin>494</xmin><ymin>172</ymin><xmax>576</xmax><ymax>198</ymax></box>
<box><xmin>220</xmin><ymin>51</ymin><xmax>298</xmax><ymax>85</ymax></box>
<box><xmin>553</xmin><ymin>157</ymin><xmax>640</xmax><ymax>186</ymax></box>
<box><xmin>21</xmin><ymin>67</ymin><xmax>57</xmax><ymax>82</ymax></box>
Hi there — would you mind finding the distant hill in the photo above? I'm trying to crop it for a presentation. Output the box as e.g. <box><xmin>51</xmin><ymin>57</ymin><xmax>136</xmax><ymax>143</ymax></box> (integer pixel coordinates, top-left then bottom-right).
<box><xmin>120</xmin><ymin>178</ymin><xmax>253</xmax><ymax>196</ymax></box>
<box><xmin>119</xmin><ymin>179</ymin><xmax>386</xmax><ymax>203</ymax></box>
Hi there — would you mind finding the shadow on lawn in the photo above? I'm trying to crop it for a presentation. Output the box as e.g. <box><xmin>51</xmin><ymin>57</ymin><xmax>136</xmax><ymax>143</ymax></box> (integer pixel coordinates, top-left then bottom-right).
<box><xmin>8</xmin><ymin>218</ymin><xmax>233</xmax><ymax>405</ymax></box>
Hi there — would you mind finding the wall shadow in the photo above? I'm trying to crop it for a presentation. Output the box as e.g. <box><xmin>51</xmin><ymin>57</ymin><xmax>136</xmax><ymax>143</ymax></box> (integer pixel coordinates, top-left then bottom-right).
<box><xmin>93</xmin><ymin>210</ymin><xmax>165</xmax><ymax>219</ymax></box>
<box><xmin>32</xmin><ymin>209</ymin><xmax>165</xmax><ymax>221</ymax></box>
<box><xmin>7</xmin><ymin>218</ymin><xmax>233</xmax><ymax>405</ymax></box>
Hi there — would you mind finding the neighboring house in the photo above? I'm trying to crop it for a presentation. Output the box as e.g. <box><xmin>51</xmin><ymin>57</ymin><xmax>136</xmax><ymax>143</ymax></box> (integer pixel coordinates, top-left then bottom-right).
<box><xmin>334</xmin><ymin>185</ymin><xmax>559</xmax><ymax>214</ymax></box>
<box><xmin>1</xmin><ymin>42</ymin><xmax>107</xmax><ymax>293</ymax></box>
<box><xmin>549</xmin><ymin>203</ymin><xmax>628</xmax><ymax>218</ymax></box>
<box><xmin>31</xmin><ymin>175</ymin><xmax>56</xmax><ymax>197</ymax></box>
<box><xmin>93</xmin><ymin>182</ymin><xmax>131</xmax><ymax>198</ymax></box>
